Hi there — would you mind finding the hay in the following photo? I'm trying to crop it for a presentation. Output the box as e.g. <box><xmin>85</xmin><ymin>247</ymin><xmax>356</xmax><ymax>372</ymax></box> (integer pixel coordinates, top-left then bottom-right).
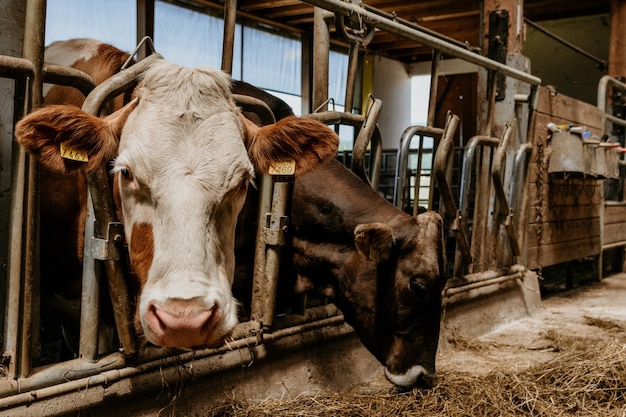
<box><xmin>205</xmin><ymin>338</ymin><xmax>626</xmax><ymax>417</ymax></box>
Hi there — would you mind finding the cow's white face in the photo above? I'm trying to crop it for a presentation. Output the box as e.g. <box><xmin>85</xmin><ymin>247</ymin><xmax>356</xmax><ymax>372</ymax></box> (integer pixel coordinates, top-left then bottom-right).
<box><xmin>112</xmin><ymin>62</ymin><xmax>253</xmax><ymax>347</ymax></box>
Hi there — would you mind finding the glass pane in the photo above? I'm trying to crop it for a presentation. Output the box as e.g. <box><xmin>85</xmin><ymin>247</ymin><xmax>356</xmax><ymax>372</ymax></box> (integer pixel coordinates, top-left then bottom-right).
<box><xmin>242</xmin><ymin>27</ymin><xmax>300</xmax><ymax>96</ymax></box>
<box><xmin>155</xmin><ymin>1</ymin><xmax>242</xmax><ymax>75</ymax></box>
<box><xmin>46</xmin><ymin>0</ymin><xmax>136</xmax><ymax>51</ymax></box>
<box><xmin>329</xmin><ymin>50</ymin><xmax>348</xmax><ymax>107</ymax></box>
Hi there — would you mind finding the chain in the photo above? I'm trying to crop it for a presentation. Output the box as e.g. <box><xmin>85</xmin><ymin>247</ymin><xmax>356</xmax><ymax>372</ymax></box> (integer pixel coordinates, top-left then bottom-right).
<box><xmin>534</xmin><ymin>137</ymin><xmax>546</xmax><ymax>279</ymax></box>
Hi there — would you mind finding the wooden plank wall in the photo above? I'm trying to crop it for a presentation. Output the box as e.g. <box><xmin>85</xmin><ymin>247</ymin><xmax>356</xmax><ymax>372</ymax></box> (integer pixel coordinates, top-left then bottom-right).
<box><xmin>604</xmin><ymin>202</ymin><xmax>626</xmax><ymax>247</ymax></box>
<box><xmin>525</xmin><ymin>87</ymin><xmax>604</xmax><ymax>270</ymax></box>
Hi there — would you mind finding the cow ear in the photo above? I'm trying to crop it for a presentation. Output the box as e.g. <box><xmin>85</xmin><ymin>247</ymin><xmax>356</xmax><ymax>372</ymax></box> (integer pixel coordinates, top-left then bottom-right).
<box><xmin>354</xmin><ymin>223</ymin><xmax>395</xmax><ymax>263</ymax></box>
<box><xmin>15</xmin><ymin>99</ymin><xmax>137</xmax><ymax>174</ymax></box>
<box><xmin>241</xmin><ymin>114</ymin><xmax>338</xmax><ymax>176</ymax></box>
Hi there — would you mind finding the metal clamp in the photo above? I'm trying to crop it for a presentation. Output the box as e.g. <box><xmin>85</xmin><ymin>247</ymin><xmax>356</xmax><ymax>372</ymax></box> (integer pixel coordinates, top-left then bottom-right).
<box><xmin>262</xmin><ymin>214</ymin><xmax>289</xmax><ymax>246</ymax></box>
<box><xmin>87</xmin><ymin>222</ymin><xmax>124</xmax><ymax>261</ymax></box>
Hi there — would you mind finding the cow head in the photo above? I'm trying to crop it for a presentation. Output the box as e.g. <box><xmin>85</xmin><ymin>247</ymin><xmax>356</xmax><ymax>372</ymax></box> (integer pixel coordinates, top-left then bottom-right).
<box><xmin>15</xmin><ymin>60</ymin><xmax>338</xmax><ymax>349</ymax></box>
<box><xmin>351</xmin><ymin>211</ymin><xmax>446</xmax><ymax>387</ymax></box>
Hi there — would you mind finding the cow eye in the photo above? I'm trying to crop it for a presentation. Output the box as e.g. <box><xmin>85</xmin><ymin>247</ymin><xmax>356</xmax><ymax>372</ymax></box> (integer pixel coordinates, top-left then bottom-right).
<box><xmin>119</xmin><ymin>167</ymin><xmax>133</xmax><ymax>180</ymax></box>
<box><xmin>409</xmin><ymin>279</ymin><xmax>428</xmax><ymax>298</ymax></box>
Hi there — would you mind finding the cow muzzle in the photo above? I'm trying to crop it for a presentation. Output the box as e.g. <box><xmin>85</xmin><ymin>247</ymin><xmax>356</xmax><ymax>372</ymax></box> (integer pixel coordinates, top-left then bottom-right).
<box><xmin>145</xmin><ymin>298</ymin><xmax>222</xmax><ymax>348</ymax></box>
<box><xmin>384</xmin><ymin>365</ymin><xmax>434</xmax><ymax>388</ymax></box>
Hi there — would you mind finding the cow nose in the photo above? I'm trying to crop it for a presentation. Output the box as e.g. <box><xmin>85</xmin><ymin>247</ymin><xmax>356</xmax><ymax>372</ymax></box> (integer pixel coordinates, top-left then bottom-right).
<box><xmin>146</xmin><ymin>299</ymin><xmax>220</xmax><ymax>348</ymax></box>
<box><xmin>384</xmin><ymin>365</ymin><xmax>433</xmax><ymax>388</ymax></box>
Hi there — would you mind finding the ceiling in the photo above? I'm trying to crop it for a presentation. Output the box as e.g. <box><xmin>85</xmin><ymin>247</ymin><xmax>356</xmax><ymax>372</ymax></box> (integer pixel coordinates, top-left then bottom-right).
<box><xmin>185</xmin><ymin>0</ymin><xmax>610</xmax><ymax>63</ymax></box>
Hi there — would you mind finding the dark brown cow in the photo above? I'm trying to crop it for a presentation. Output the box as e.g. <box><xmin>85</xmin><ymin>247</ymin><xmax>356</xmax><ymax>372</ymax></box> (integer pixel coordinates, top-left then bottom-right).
<box><xmin>232</xmin><ymin>86</ymin><xmax>447</xmax><ymax>388</ymax></box>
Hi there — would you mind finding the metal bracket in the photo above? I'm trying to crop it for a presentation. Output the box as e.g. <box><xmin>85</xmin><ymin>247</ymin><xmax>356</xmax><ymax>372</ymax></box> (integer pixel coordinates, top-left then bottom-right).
<box><xmin>87</xmin><ymin>222</ymin><xmax>124</xmax><ymax>261</ymax></box>
<box><xmin>262</xmin><ymin>214</ymin><xmax>289</xmax><ymax>246</ymax></box>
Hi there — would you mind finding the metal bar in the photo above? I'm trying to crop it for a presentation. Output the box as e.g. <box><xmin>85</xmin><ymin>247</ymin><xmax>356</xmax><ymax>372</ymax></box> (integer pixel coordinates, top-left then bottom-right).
<box><xmin>344</xmin><ymin>41</ymin><xmax>359</xmax><ymax>111</ymax></box>
<box><xmin>360</xmin><ymin>3</ymin><xmax>479</xmax><ymax>54</ymax></box>
<box><xmin>491</xmin><ymin>126</ymin><xmax>521</xmax><ymax>258</ymax></box>
<box><xmin>78</xmin><ymin>194</ymin><xmax>100</xmax><ymax>361</ymax></box>
<box><xmin>427</xmin><ymin>49</ymin><xmax>441</xmax><ymax>128</ymax></box>
<box><xmin>79</xmin><ymin>53</ymin><xmax>162</xmax><ymax>357</ymax></box>
<box><xmin>301</xmin><ymin>0</ymin><xmax>541</xmax><ymax>86</ymax></box>
<box><xmin>221</xmin><ymin>0</ymin><xmax>237</xmax><ymax>74</ymax></box>
<box><xmin>0</xmin><ymin>316</ymin><xmax>349</xmax><ymax>408</ymax></box>
<box><xmin>42</xmin><ymin>64</ymin><xmax>95</xmax><ymax>97</ymax></box>
<box><xmin>459</xmin><ymin>136</ymin><xmax>500</xmax><ymax>215</ymax></box>
<box><xmin>257</xmin><ymin>181</ymin><xmax>293</xmax><ymax>329</ymax></box>
<box><xmin>0</xmin><ymin>55</ymin><xmax>34</xmax><ymax>80</ymax></box>
<box><xmin>251</xmin><ymin>174</ymin><xmax>273</xmax><ymax>325</ymax></box>
<box><xmin>444</xmin><ymin>270</ymin><xmax>524</xmax><ymax>298</ymax></box>
<box><xmin>368</xmin><ymin>126</ymin><xmax>383</xmax><ymax>190</ymax></box>
<box><xmin>16</xmin><ymin>0</ymin><xmax>46</xmax><ymax>379</ymax></box>
<box><xmin>457</xmin><ymin>135</ymin><xmax>499</xmax><ymax>274</ymax></box>
<box><xmin>598</xmin><ymin>75</ymin><xmax>626</xmax><ymax>139</ymax></box>
<box><xmin>3</xmin><ymin>59</ymin><xmax>35</xmax><ymax>381</ymax></box>
<box><xmin>433</xmin><ymin>114</ymin><xmax>461</xmax><ymax>220</ymax></box>
<box><xmin>312</xmin><ymin>7</ymin><xmax>331</xmax><ymax>111</ymax></box>
<box><xmin>351</xmin><ymin>97</ymin><xmax>383</xmax><ymax>188</ymax></box>
<box><xmin>525</xmin><ymin>18</ymin><xmax>607</xmax><ymax>70</ymax></box>
<box><xmin>394</xmin><ymin>125</ymin><xmax>443</xmax><ymax>210</ymax></box>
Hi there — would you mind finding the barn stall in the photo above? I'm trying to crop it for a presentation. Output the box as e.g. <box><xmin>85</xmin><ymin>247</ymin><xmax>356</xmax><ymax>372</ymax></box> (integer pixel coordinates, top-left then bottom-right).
<box><xmin>0</xmin><ymin>0</ymin><xmax>624</xmax><ymax>415</ymax></box>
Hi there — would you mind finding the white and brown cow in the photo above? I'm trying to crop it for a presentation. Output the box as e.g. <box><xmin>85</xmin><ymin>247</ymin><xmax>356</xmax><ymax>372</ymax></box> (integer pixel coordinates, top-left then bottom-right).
<box><xmin>232</xmin><ymin>85</ymin><xmax>448</xmax><ymax>388</ymax></box>
<box><xmin>15</xmin><ymin>39</ymin><xmax>338</xmax><ymax>350</ymax></box>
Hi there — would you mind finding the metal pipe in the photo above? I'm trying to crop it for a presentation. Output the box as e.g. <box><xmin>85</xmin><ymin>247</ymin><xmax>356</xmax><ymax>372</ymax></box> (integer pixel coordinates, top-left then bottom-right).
<box><xmin>351</xmin><ymin>97</ymin><xmax>383</xmax><ymax>188</ymax></box>
<box><xmin>3</xmin><ymin>60</ymin><xmax>35</xmax><ymax>381</ymax></box>
<box><xmin>433</xmin><ymin>113</ymin><xmax>461</xmax><ymax>219</ymax></box>
<box><xmin>0</xmin><ymin>316</ymin><xmax>349</xmax><ymax>410</ymax></box>
<box><xmin>360</xmin><ymin>3</ymin><xmax>479</xmax><ymax>54</ymax></box>
<box><xmin>344</xmin><ymin>42</ymin><xmax>359</xmax><ymax>111</ymax></box>
<box><xmin>301</xmin><ymin>0</ymin><xmax>541</xmax><ymax>86</ymax></box>
<box><xmin>444</xmin><ymin>270</ymin><xmax>525</xmax><ymax>299</ymax></box>
<box><xmin>80</xmin><ymin>53</ymin><xmax>162</xmax><ymax>356</ymax></box>
<box><xmin>525</xmin><ymin>18</ymin><xmax>607</xmax><ymax>70</ymax></box>
<box><xmin>0</xmin><ymin>55</ymin><xmax>34</xmax><ymax>79</ymax></box>
<box><xmin>15</xmin><ymin>0</ymin><xmax>47</xmax><ymax>379</ymax></box>
<box><xmin>221</xmin><ymin>0</ymin><xmax>237</xmax><ymax>75</ymax></box>
<box><xmin>393</xmin><ymin>125</ymin><xmax>444</xmax><ymax>210</ymax></box>
<box><xmin>251</xmin><ymin>174</ymin><xmax>273</xmax><ymax>324</ymax></box>
<box><xmin>43</xmin><ymin>64</ymin><xmax>95</xmax><ymax>97</ymax></box>
<box><xmin>259</xmin><ymin>181</ymin><xmax>293</xmax><ymax>329</ymax></box>
<box><xmin>598</xmin><ymin>75</ymin><xmax>626</xmax><ymax>139</ymax></box>
<box><xmin>78</xmin><ymin>195</ymin><xmax>100</xmax><ymax>361</ymax></box>
<box><xmin>312</xmin><ymin>7</ymin><xmax>331</xmax><ymax>111</ymax></box>
<box><xmin>459</xmin><ymin>136</ymin><xmax>499</xmax><ymax>216</ymax></box>
<box><xmin>492</xmin><ymin>126</ymin><xmax>521</xmax><ymax>258</ymax></box>
<box><xmin>427</xmin><ymin>49</ymin><xmax>441</xmax><ymax>128</ymax></box>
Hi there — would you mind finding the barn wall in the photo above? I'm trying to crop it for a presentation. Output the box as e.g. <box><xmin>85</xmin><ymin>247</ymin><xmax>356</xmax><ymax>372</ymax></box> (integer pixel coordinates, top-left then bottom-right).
<box><xmin>371</xmin><ymin>55</ymin><xmax>412</xmax><ymax>149</ymax></box>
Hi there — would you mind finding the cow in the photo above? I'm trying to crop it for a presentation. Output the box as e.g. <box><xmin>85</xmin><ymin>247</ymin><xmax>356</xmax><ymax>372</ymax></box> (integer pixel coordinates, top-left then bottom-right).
<box><xmin>15</xmin><ymin>38</ymin><xmax>338</xmax><ymax>352</ymax></box>
<box><xmin>232</xmin><ymin>85</ymin><xmax>448</xmax><ymax>388</ymax></box>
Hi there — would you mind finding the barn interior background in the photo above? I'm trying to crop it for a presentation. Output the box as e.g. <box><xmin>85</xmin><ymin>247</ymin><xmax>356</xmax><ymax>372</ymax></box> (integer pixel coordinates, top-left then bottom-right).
<box><xmin>0</xmin><ymin>0</ymin><xmax>624</xmax><ymax>416</ymax></box>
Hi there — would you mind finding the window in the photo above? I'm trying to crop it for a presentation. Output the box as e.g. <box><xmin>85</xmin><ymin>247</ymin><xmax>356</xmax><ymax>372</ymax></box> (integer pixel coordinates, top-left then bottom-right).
<box><xmin>46</xmin><ymin>0</ymin><xmax>136</xmax><ymax>51</ymax></box>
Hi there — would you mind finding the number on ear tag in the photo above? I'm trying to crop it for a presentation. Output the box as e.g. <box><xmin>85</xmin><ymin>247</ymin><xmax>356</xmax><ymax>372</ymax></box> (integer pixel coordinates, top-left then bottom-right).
<box><xmin>60</xmin><ymin>142</ymin><xmax>88</xmax><ymax>162</ymax></box>
<box><xmin>269</xmin><ymin>160</ymin><xmax>296</xmax><ymax>176</ymax></box>
<box><xmin>369</xmin><ymin>248</ymin><xmax>381</xmax><ymax>262</ymax></box>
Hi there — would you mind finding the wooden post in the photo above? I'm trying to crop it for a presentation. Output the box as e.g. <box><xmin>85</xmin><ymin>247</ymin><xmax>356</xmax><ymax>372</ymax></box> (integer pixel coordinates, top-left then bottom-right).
<box><xmin>609</xmin><ymin>0</ymin><xmax>626</xmax><ymax>78</ymax></box>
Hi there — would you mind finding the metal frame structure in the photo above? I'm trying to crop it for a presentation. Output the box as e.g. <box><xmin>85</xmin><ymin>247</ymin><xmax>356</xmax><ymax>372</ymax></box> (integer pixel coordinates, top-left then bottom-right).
<box><xmin>7</xmin><ymin>0</ymin><xmax>616</xmax><ymax>414</ymax></box>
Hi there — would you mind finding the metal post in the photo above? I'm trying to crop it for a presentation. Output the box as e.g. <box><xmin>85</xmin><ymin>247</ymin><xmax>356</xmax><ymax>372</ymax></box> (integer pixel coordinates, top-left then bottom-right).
<box><xmin>312</xmin><ymin>7</ymin><xmax>330</xmax><ymax>111</ymax></box>
<box><xmin>8</xmin><ymin>0</ymin><xmax>46</xmax><ymax>379</ymax></box>
<box><xmin>300</xmin><ymin>0</ymin><xmax>541</xmax><ymax>87</ymax></box>
<box><xmin>221</xmin><ymin>0</ymin><xmax>237</xmax><ymax>75</ymax></box>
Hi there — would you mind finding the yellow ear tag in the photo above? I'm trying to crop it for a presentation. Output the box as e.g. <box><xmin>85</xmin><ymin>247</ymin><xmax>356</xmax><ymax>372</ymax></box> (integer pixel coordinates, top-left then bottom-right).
<box><xmin>368</xmin><ymin>248</ymin><xmax>381</xmax><ymax>262</ymax></box>
<box><xmin>60</xmin><ymin>142</ymin><xmax>89</xmax><ymax>162</ymax></box>
<box><xmin>269</xmin><ymin>159</ymin><xmax>296</xmax><ymax>176</ymax></box>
